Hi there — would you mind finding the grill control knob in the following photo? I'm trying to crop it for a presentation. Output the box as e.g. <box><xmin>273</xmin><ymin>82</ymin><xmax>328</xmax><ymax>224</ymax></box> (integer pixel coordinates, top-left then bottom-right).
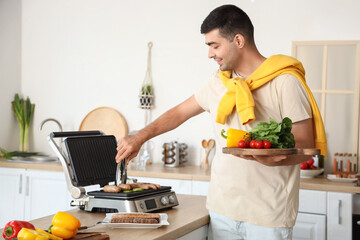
<box><xmin>160</xmin><ymin>196</ymin><xmax>169</xmax><ymax>205</ymax></box>
<box><xmin>168</xmin><ymin>195</ymin><xmax>176</xmax><ymax>204</ymax></box>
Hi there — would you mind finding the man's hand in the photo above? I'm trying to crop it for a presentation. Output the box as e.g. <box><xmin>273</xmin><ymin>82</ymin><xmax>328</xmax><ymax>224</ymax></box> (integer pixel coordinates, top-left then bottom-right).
<box><xmin>236</xmin><ymin>154</ymin><xmax>287</xmax><ymax>166</ymax></box>
<box><xmin>115</xmin><ymin>134</ymin><xmax>144</xmax><ymax>164</ymax></box>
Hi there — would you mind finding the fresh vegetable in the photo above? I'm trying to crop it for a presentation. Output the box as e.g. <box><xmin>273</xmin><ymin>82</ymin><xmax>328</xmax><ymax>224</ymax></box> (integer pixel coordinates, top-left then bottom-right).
<box><xmin>132</xmin><ymin>188</ymin><xmax>144</xmax><ymax>192</ymax></box>
<box><xmin>238</xmin><ymin>140</ymin><xmax>246</xmax><ymax>148</ymax></box>
<box><xmin>301</xmin><ymin>158</ymin><xmax>316</xmax><ymax>170</ymax></box>
<box><xmin>2</xmin><ymin>220</ymin><xmax>35</xmax><ymax>239</ymax></box>
<box><xmin>255</xmin><ymin>140</ymin><xmax>264</xmax><ymax>149</ymax></box>
<box><xmin>123</xmin><ymin>190</ymin><xmax>133</xmax><ymax>193</ymax></box>
<box><xmin>17</xmin><ymin>228</ymin><xmax>49</xmax><ymax>240</ymax></box>
<box><xmin>221</xmin><ymin>129</ymin><xmax>249</xmax><ymax>148</ymax></box>
<box><xmin>36</xmin><ymin>229</ymin><xmax>62</xmax><ymax>240</ymax></box>
<box><xmin>0</xmin><ymin>148</ymin><xmax>43</xmax><ymax>160</ymax></box>
<box><xmin>249</xmin><ymin>140</ymin><xmax>257</xmax><ymax>149</ymax></box>
<box><xmin>49</xmin><ymin>212</ymin><xmax>81</xmax><ymax>239</ymax></box>
<box><xmin>249</xmin><ymin>117</ymin><xmax>295</xmax><ymax>148</ymax></box>
<box><xmin>263</xmin><ymin>140</ymin><xmax>271</xmax><ymax>149</ymax></box>
<box><xmin>12</xmin><ymin>94</ymin><xmax>35</xmax><ymax>152</ymax></box>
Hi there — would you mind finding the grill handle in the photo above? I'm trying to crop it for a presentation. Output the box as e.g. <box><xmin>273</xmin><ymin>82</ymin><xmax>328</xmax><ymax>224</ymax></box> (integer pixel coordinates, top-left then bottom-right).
<box><xmin>52</xmin><ymin>131</ymin><xmax>103</xmax><ymax>138</ymax></box>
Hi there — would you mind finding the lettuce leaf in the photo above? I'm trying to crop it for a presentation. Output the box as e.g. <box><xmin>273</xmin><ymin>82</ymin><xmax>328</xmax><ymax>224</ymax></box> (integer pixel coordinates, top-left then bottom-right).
<box><xmin>249</xmin><ymin>117</ymin><xmax>295</xmax><ymax>148</ymax></box>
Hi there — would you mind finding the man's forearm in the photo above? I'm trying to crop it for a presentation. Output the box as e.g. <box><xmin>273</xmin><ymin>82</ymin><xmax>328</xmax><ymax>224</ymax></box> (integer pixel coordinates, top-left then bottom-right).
<box><xmin>135</xmin><ymin>95</ymin><xmax>204</xmax><ymax>144</ymax></box>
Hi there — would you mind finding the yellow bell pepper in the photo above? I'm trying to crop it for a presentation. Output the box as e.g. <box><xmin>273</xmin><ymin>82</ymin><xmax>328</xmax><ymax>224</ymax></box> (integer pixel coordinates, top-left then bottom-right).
<box><xmin>50</xmin><ymin>212</ymin><xmax>81</xmax><ymax>239</ymax></box>
<box><xmin>17</xmin><ymin>228</ymin><xmax>49</xmax><ymax>240</ymax></box>
<box><xmin>36</xmin><ymin>229</ymin><xmax>63</xmax><ymax>240</ymax></box>
<box><xmin>221</xmin><ymin>129</ymin><xmax>249</xmax><ymax>148</ymax></box>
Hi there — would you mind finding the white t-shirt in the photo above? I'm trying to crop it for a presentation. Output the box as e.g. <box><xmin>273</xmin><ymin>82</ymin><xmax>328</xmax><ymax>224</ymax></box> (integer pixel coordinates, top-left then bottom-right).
<box><xmin>194</xmin><ymin>71</ymin><xmax>312</xmax><ymax>227</ymax></box>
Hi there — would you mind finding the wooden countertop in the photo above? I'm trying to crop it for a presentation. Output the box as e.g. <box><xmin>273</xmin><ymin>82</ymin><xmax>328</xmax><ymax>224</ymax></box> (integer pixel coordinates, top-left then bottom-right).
<box><xmin>1</xmin><ymin>159</ymin><xmax>360</xmax><ymax>194</ymax></box>
<box><xmin>0</xmin><ymin>194</ymin><xmax>209</xmax><ymax>240</ymax></box>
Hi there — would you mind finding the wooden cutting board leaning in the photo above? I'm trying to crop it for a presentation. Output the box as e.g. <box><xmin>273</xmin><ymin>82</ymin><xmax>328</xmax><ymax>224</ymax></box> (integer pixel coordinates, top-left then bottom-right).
<box><xmin>79</xmin><ymin>107</ymin><xmax>128</xmax><ymax>141</ymax></box>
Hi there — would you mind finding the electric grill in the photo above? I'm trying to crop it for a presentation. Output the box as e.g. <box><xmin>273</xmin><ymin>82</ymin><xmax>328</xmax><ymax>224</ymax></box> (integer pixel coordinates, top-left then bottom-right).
<box><xmin>48</xmin><ymin>131</ymin><xmax>179</xmax><ymax>213</ymax></box>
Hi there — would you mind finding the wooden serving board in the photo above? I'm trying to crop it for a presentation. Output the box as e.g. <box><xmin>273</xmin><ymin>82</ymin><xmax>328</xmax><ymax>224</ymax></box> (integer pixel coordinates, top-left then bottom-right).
<box><xmin>79</xmin><ymin>106</ymin><xmax>128</xmax><ymax>141</ymax></box>
<box><xmin>222</xmin><ymin>148</ymin><xmax>320</xmax><ymax>156</ymax></box>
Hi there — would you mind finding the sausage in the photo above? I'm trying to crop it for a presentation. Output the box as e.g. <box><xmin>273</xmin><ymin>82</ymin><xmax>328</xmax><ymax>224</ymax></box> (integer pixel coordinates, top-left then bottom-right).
<box><xmin>103</xmin><ymin>185</ymin><xmax>121</xmax><ymax>193</ymax></box>
<box><xmin>118</xmin><ymin>183</ymin><xmax>132</xmax><ymax>191</ymax></box>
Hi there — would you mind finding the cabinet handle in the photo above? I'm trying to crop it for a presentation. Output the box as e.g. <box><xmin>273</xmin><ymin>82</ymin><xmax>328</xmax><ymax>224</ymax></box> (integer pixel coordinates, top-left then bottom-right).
<box><xmin>19</xmin><ymin>174</ymin><xmax>23</xmax><ymax>194</ymax></box>
<box><xmin>357</xmin><ymin>221</ymin><xmax>360</xmax><ymax>225</ymax></box>
<box><xmin>25</xmin><ymin>176</ymin><xmax>30</xmax><ymax>196</ymax></box>
<box><xmin>337</xmin><ymin>199</ymin><xmax>342</xmax><ymax>224</ymax></box>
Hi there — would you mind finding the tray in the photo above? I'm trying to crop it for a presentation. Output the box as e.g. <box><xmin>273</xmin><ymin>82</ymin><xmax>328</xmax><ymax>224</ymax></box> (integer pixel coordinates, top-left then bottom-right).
<box><xmin>222</xmin><ymin>148</ymin><xmax>320</xmax><ymax>156</ymax></box>
<box><xmin>102</xmin><ymin>213</ymin><xmax>169</xmax><ymax>229</ymax></box>
<box><xmin>327</xmin><ymin>174</ymin><xmax>358</xmax><ymax>183</ymax></box>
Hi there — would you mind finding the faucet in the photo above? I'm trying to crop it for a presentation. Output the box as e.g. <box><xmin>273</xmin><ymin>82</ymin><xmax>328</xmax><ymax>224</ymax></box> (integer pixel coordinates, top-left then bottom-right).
<box><xmin>40</xmin><ymin>118</ymin><xmax>63</xmax><ymax>132</ymax></box>
<box><xmin>40</xmin><ymin>118</ymin><xmax>63</xmax><ymax>152</ymax></box>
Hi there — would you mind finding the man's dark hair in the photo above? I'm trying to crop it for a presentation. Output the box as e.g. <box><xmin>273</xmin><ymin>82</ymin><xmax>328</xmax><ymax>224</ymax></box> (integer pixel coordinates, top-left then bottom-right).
<box><xmin>201</xmin><ymin>5</ymin><xmax>254</xmax><ymax>44</ymax></box>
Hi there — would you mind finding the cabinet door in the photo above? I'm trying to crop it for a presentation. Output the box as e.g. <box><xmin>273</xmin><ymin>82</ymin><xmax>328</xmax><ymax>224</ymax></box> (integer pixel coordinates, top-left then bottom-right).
<box><xmin>0</xmin><ymin>167</ymin><xmax>26</xmax><ymax>226</ymax></box>
<box><xmin>327</xmin><ymin>192</ymin><xmax>353</xmax><ymax>240</ymax></box>
<box><xmin>293</xmin><ymin>213</ymin><xmax>326</xmax><ymax>240</ymax></box>
<box><xmin>134</xmin><ymin>176</ymin><xmax>192</xmax><ymax>194</ymax></box>
<box><xmin>24</xmin><ymin>170</ymin><xmax>74</xmax><ymax>220</ymax></box>
<box><xmin>191</xmin><ymin>180</ymin><xmax>209</xmax><ymax>196</ymax></box>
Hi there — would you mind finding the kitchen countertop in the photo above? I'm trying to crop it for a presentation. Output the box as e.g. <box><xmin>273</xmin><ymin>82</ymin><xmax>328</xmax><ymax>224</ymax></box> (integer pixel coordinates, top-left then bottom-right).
<box><xmin>1</xmin><ymin>159</ymin><xmax>359</xmax><ymax>194</ymax></box>
<box><xmin>0</xmin><ymin>194</ymin><xmax>209</xmax><ymax>240</ymax></box>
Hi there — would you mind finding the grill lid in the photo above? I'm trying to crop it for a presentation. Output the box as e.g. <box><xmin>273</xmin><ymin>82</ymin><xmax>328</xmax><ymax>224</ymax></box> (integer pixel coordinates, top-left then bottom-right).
<box><xmin>64</xmin><ymin>135</ymin><xmax>117</xmax><ymax>187</ymax></box>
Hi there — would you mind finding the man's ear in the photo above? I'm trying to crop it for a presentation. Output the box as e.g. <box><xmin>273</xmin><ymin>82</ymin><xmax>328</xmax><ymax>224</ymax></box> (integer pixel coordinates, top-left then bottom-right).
<box><xmin>234</xmin><ymin>34</ymin><xmax>245</xmax><ymax>48</ymax></box>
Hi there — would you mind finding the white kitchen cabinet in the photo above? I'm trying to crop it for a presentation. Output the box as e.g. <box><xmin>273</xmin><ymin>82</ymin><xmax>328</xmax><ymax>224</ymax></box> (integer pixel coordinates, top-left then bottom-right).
<box><xmin>294</xmin><ymin>190</ymin><xmax>327</xmax><ymax>240</ymax></box>
<box><xmin>24</xmin><ymin>169</ymin><xmax>74</xmax><ymax>220</ymax></box>
<box><xmin>191</xmin><ymin>180</ymin><xmax>209</xmax><ymax>196</ymax></box>
<box><xmin>0</xmin><ymin>168</ymin><xmax>26</xmax><ymax>226</ymax></box>
<box><xmin>293</xmin><ymin>213</ymin><xmax>326</xmax><ymax>240</ymax></box>
<box><xmin>0</xmin><ymin>167</ymin><xmax>74</xmax><ymax>226</ymax></box>
<box><xmin>327</xmin><ymin>192</ymin><xmax>353</xmax><ymax>240</ymax></box>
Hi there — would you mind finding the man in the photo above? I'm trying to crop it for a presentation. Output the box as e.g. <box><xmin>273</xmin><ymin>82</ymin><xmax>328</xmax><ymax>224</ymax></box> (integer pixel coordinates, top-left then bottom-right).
<box><xmin>115</xmin><ymin>5</ymin><xmax>326</xmax><ymax>240</ymax></box>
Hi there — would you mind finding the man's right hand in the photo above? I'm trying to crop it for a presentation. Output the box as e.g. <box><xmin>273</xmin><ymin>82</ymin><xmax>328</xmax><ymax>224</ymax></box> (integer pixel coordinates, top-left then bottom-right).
<box><xmin>115</xmin><ymin>133</ymin><xmax>144</xmax><ymax>164</ymax></box>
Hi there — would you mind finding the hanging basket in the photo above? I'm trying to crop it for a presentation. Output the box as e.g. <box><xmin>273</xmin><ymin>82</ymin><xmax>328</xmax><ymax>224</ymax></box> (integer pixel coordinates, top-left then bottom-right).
<box><xmin>139</xmin><ymin>42</ymin><xmax>154</xmax><ymax>109</ymax></box>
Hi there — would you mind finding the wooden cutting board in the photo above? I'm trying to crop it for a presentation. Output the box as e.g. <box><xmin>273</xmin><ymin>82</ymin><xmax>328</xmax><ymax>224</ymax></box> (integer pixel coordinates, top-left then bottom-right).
<box><xmin>223</xmin><ymin>148</ymin><xmax>320</xmax><ymax>156</ymax></box>
<box><xmin>79</xmin><ymin>107</ymin><xmax>128</xmax><ymax>141</ymax></box>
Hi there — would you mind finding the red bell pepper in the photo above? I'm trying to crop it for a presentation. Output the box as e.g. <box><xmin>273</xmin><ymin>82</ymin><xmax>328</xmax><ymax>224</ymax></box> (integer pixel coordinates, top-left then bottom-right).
<box><xmin>2</xmin><ymin>220</ymin><xmax>35</xmax><ymax>239</ymax></box>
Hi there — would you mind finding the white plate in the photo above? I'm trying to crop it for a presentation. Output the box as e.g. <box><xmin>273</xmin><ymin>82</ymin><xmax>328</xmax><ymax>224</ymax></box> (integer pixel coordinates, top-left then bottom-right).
<box><xmin>327</xmin><ymin>174</ymin><xmax>358</xmax><ymax>183</ymax></box>
<box><xmin>102</xmin><ymin>213</ymin><xmax>169</xmax><ymax>229</ymax></box>
<box><xmin>300</xmin><ymin>168</ymin><xmax>324</xmax><ymax>178</ymax></box>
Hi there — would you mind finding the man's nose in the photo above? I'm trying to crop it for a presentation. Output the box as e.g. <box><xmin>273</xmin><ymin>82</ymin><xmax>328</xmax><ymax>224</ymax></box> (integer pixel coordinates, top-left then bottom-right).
<box><xmin>208</xmin><ymin>48</ymin><xmax>215</xmax><ymax>59</ymax></box>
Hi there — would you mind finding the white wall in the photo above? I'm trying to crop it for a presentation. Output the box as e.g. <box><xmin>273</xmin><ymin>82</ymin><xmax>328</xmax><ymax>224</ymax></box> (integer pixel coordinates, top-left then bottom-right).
<box><xmin>0</xmin><ymin>0</ymin><xmax>21</xmax><ymax>150</ymax></box>
<box><xmin>2</xmin><ymin>0</ymin><xmax>360</xmax><ymax>167</ymax></box>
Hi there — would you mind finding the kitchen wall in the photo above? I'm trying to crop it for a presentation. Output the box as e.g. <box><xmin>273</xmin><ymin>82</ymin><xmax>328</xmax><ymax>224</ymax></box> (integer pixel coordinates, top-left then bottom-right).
<box><xmin>0</xmin><ymin>0</ymin><xmax>21</xmax><ymax>150</ymax></box>
<box><xmin>1</xmin><ymin>0</ymin><xmax>360</xmax><ymax>167</ymax></box>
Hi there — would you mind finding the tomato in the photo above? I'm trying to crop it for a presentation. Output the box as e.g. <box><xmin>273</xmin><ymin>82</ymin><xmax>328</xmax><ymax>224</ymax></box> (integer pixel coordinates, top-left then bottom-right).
<box><xmin>249</xmin><ymin>140</ymin><xmax>257</xmax><ymax>149</ymax></box>
<box><xmin>307</xmin><ymin>158</ymin><xmax>314</xmax><ymax>165</ymax></box>
<box><xmin>300</xmin><ymin>162</ymin><xmax>309</xmax><ymax>169</ymax></box>
<box><xmin>238</xmin><ymin>140</ymin><xmax>246</xmax><ymax>148</ymax></box>
<box><xmin>263</xmin><ymin>140</ymin><xmax>271</xmax><ymax>149</ymax></box>
<box><xmin>255</xmin><ymin>140</ymin><xmax>263</xmax><ymax>149</ymax></box>
<box><xmin>244</xmin><ymin>139</ymin><xmax>250</xmax><ymax>148</ymax></box>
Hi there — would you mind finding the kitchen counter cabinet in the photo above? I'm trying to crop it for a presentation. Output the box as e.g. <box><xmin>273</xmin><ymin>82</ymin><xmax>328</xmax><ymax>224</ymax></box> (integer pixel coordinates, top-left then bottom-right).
<box><xmin>2</xmin><ymin>160</ymin><xmax>360</xmax><ymax>194</ymax></box>
<box><xmin>0</xmin><ymin>167</ymin><xmax>74</xmax><ymax>226</ymax></box>
<box><xmin>0</xmin><ymin>194</ymin><xmax>209</xmax><ymax>240</ymax></box>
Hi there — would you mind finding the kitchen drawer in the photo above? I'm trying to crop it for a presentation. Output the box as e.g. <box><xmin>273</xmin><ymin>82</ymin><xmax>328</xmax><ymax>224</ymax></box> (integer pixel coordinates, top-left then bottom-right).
<box><xmin>299</xmin><ymin>189</ymin><xmax>327</xmax><ymax>214</ymax></box>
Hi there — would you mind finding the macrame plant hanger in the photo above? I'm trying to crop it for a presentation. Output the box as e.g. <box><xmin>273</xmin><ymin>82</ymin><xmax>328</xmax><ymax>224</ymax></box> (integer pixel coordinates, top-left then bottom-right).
<box><xmin>139</xmin><ymin>42</ymin><xmax>154</xmax><ymax>165</ymax></box>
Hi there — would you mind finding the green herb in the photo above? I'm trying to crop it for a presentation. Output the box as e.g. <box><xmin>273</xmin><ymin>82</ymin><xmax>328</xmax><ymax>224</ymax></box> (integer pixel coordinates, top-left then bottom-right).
<box><xmin>0</xmin><ymin>148</ymin><xmax>42</xmax><ymax>159</ymax></box>
<box><xmin>249</xmin><ymin>117</ymin><xmax>295</xmax><ymax>148</ymax></box>
<box><xmin>12</xmin><ymin>94</ymin><xmax>35</xmax><ymax>152</ymax></box>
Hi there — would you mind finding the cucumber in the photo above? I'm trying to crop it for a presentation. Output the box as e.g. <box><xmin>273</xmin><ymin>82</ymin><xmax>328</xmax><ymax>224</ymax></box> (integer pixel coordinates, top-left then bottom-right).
<box><xmin>123</xmin><ymin>190</ymin><xmax>133</xmax><ymax>193</ymax></box>
<box><xmin>133</xmin><ymin>188</ymin><xmax>144</xmax><ymax>192</ymax></box>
